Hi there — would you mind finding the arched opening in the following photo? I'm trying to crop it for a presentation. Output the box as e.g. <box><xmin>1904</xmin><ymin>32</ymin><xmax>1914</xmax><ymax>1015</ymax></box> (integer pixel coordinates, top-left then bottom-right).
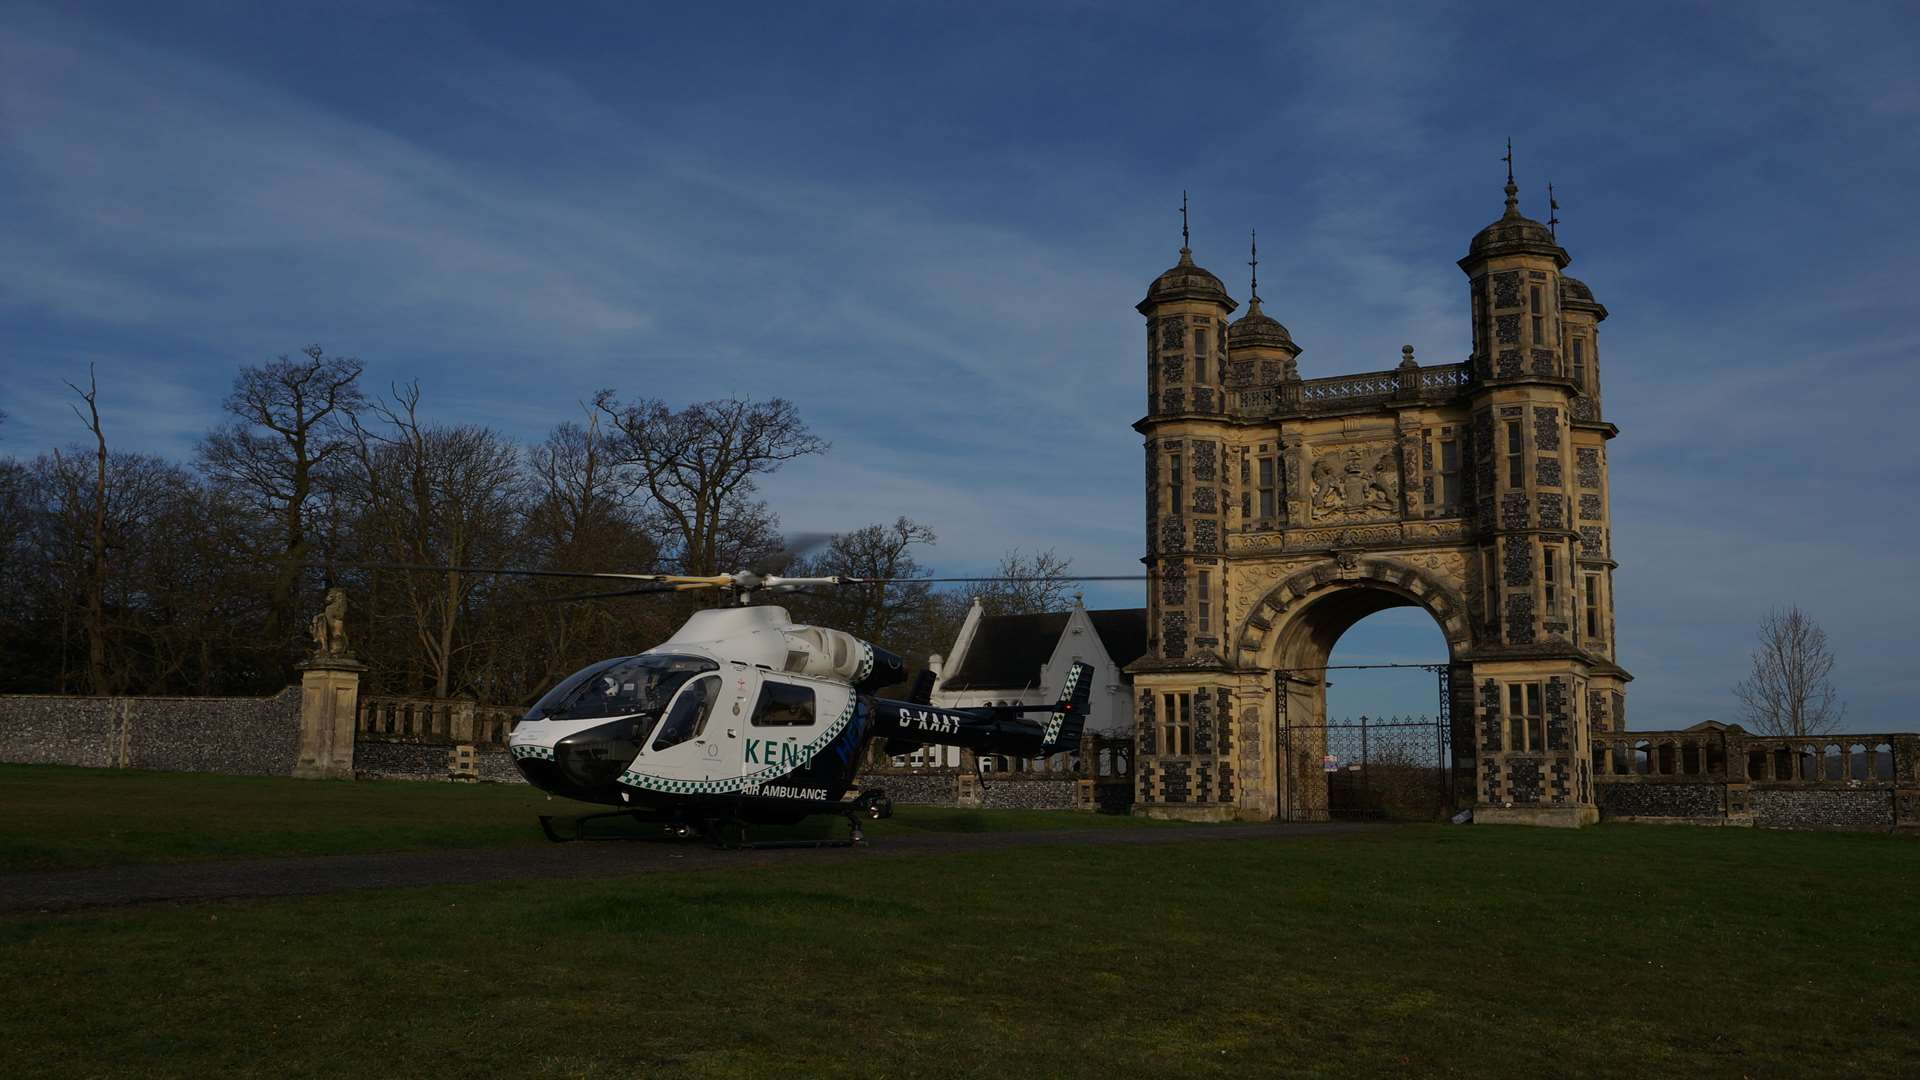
<box><xmin>1247</xmin><ymin>569</ymin><xmax>1465</xmax><ymax>822</ymax></box>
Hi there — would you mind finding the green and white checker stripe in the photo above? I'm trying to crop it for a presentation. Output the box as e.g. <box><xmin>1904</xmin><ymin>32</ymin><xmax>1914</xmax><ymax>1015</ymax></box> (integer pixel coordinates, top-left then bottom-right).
<box><xmin>1041</xmin><ymin>663</ymin><xmax>1084</xmax><ymax>749</ymax></box>
<box><xmin>618</xmin><ymin>690</ymin><xmax>859</xmax><ymax>796</ymax></box>
<box><xmin>510</xmin><ymin>744</ymin><xmax>555</xmax><ymax>762</ymax></box>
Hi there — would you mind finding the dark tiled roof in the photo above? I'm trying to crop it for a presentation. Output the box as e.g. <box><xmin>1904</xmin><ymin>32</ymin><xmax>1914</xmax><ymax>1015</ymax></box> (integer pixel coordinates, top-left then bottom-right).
<box><xmin>942</xmin><ymin>608</ymin><xmax>1150</xmax><ymax>692</ymax></box>
<box><xmin>944</xmin><ymin>612</ymin><xmax>1070</xmax><ymax>691</ymax></box>
<box><xmin>1087</xmin><ymin>608</ymin><xmax>1148</xmax><ymax>673</ymax></box>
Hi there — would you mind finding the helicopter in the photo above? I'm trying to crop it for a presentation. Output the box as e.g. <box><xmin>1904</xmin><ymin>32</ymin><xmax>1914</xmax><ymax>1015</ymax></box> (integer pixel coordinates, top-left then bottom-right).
<box><xmin>363</xmin><ymin>557</ymin><xmax>1139</xmax><ymax>847</ymax></box>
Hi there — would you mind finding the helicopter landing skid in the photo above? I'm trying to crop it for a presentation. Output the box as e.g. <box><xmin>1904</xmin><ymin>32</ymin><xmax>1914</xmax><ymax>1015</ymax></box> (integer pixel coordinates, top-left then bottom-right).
<box><xmin>706</xmin><ymin>808</ymin><xmax>867</xmax><ymax>851</ymax></box>
<box><xmin>537</xmin><ymin>810</ymin><xmax>687</xmax><ymax>843</ymax></box>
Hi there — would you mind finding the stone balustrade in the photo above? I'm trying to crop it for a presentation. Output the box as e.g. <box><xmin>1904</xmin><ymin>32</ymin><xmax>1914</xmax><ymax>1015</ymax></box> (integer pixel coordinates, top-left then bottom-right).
<box><xmin>1591</xmin><ymin>728</ymin><xmax>1918</xmax><ymax>830</ymax></box>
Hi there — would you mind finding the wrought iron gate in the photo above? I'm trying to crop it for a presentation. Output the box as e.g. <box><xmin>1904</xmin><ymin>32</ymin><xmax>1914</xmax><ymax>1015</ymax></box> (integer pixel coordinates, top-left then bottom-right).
<box><xmin>1278</xmin><ymin>714</ymin><xmax>1453</xmax><ymax>821</ymax></box>
<box><xmin>1274</xmin><ymin>661</ymin><xmax>1451</xmax><ymax>818</ymax></box>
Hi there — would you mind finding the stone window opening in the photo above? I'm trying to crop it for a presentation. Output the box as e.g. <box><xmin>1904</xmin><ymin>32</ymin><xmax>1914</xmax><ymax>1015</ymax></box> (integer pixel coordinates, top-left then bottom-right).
<box><xmin>1257</xmin><ymin>449</ymin><xmax>1280</xmax><ymax>522</ymax></box>
<box><xmin>1543</xmin><ymin>546</ymin><xmax>1558</xmax><ymax>613</ymax></box>
<box><xmin>1572</xmin><ymin>338</ymin><xmax>1587</xmax><ymax>390</ymax></box>
<box><xmin>1506</xmin><ymin>682</ymin><xmax>1544</xmax><ymax>753</ymax></box>
<box><xmin>1583</xmin><ymin>574</ymin><xmax>1602</xmax><ymax>640</ymax></box>
<box><xmin>1436</xmin><ymin>435</ymin><xmax>1461</xmax><ymax>511</ymax></box>
<box><xmin>1197</xmin><ymin>571</ymin><xmax>1212</xmax><ymax>632</ymax></box>
<box><xmin>1773</xmin><ymin>745</ymin><xmax>1793</xmax><ymax>780</ymax></box>
<box><xmin>1169</xmin><ymin>450</ymin><xmax>1184</xmax><ymax>517</ymax></box>
<box><xmin>1657</xmin><ymin>741</ymin><xmax>1677</xmax><ymax>775</ymax></box>
<box><xmin>1530</xmin><ymin>285</ymin><xmax>1546</xmax><ymax>344</ymax></box>
<box><xmin>1161</xmin><ymin>692</ymin><xmax>1193</xmax><ymax>756</ymax></box>
<box><xmin>1706</xmin><ymin>742</ymin><xmax>1727</xmax><ymax>775</ymax></box>
<box><xmin>1681</xmin><ymin>742</ymin><xmax>1702</xmax><ymax>776</ymax></box>
<box><xmin>1506</xmin><ymin>421</ymin><xmax>1524</xmax><ymax>488</ymax></box>
<box><xmin>1193</xmin><ymin>329</ymin><xmax>1209</xmax><ymax>379</ymax></box>
<box><xmin>1483</xmin><ymin>548</ymin><xmax>1499</xmax><ymax>627</ymax></box>
<box><xmin>1634</xmin><ymin>738</ymin><xmax>1652</xmax><ymax>775</ymax></box>
<box><xmin>1748</xmin><ymin>748</ymin><xmax>1769</xmax><ymax>780</ymax></box>
<box><xmin>1874</xmin><ymin>743</ymin><xmax>1895</xmax><ymax>780</ymax></box>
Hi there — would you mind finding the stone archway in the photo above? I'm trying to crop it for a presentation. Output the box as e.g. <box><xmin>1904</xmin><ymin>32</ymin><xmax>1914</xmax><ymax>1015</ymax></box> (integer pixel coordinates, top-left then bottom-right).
<box><xmin>1234</xmin><ymin>558</ymin><xmax>1469</xmax><ymax>821</ymax></box>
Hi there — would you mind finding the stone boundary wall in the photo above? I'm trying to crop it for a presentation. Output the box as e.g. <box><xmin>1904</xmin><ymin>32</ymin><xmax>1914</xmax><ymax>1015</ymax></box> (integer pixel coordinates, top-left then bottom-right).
<box><xmin>0</xmin><ymin>688</ymin><xmax>301</xmax><ymax>776</ymax></box>
<box><xmin>1593</xmin><ymin>729</ymin><xmax>1920</xmax><ymax>832</ymax></box>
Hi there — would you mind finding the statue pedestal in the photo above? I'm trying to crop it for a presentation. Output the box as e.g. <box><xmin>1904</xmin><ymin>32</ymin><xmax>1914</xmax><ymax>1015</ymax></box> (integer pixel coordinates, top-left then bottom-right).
<box><xmin>294</xmin><ymin>657</ymin><xmax>367</xmax><ymax>780</ymax></box>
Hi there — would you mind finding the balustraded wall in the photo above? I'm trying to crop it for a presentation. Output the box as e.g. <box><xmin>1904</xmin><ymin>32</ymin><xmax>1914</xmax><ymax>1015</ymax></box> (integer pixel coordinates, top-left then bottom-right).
<box><xmin>861</xmin><ymin>734</ymin><xmax>1136</xmax><ymax>812</ymax></box>
<box><xmin>354</xmin><ymin>696</ymin><xmax>524</xmax><ymax>782</ymax></box>
<box><xmin>1591</xmin><ymin>729</ymin><xmax>1918</xmax><ymax>831</ymax></box>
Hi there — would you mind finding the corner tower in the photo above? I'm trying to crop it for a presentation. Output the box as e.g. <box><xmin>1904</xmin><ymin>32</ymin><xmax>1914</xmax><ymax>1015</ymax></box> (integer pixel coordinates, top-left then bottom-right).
<box><xmin>1455</xmin><ymin>163</ymin><xmax>1627</xmax><ymax>826</ymax></box>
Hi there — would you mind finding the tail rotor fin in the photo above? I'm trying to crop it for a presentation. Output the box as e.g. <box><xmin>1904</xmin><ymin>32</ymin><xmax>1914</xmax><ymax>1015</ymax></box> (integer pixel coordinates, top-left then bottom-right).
<box><xmin>905</xmin><ymin>668</ymin><xmax>937</xmax><ymax>707</ymax></box>
<box><xmin>1039</xmin><ymin>661</ymin><xmax>1094</xmax><ymax>753</ymax></box>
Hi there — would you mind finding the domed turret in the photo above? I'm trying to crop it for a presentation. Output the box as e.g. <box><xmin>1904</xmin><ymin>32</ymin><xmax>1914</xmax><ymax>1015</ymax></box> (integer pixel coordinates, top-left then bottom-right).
<box><xmin>1137</xmin><ymin>246</ymin><xmax>1236</xmax><ymax>315</ymax></box>
<box><xmin>1228</xmin><ymin>296</ymin><xmax>1297</xmax><ymax>355</ymax></box>
<box><xmin>1462</xmin><ymin>175</ymin><xmax>1568</xmax><ymax>270</ymax></box>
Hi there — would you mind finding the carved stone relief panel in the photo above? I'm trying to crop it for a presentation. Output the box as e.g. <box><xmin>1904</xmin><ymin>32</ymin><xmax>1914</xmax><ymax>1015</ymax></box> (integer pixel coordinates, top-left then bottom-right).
<box><xmin>1308</xmin><ymin>443</ymin><xmax>1400</xmax><ymax>523</ymax></box>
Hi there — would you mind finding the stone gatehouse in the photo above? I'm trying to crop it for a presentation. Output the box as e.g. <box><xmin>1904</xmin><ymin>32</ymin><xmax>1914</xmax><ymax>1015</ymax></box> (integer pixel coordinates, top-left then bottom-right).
<box><xmin>1129</xmin><ymin>171</ymin><xmax>1625</xmax><ymax>826</ymax></box>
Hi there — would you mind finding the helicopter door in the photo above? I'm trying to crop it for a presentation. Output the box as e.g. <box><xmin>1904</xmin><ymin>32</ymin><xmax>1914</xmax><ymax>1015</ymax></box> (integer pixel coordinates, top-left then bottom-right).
<box><xmin>641</xmin><ymin>673</ymin><xmax>729</xmax><ymax>780</ymax></box>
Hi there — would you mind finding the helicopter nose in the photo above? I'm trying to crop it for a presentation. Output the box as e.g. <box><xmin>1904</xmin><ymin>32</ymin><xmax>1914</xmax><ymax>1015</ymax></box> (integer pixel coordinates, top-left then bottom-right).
<box><xmin>512</xmin><ymin>718</ymin><xmax>646</xmax><ymax>799</ymax></box>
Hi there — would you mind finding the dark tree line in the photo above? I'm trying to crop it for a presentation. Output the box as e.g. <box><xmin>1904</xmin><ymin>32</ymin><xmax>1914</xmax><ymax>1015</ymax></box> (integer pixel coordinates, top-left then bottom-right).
<box><xmin>0</xmin><ymin>351</ymin><xmax>1069</xmax><ymax>703</ymax></box>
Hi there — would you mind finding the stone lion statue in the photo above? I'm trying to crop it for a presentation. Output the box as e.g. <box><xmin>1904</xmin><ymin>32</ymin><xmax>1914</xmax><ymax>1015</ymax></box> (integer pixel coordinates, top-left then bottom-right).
<box><xmin>309</xmin><ymin>588</ymin><xmax>351</xmax><ymax>658</ymax></box>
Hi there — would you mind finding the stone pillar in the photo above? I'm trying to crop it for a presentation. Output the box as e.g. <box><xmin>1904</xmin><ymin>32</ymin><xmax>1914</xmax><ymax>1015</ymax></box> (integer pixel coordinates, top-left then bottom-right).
<box><xmin>294</xmin><ymin>657</ymin><xmax>367</xmax><ymax>780</ymax></box>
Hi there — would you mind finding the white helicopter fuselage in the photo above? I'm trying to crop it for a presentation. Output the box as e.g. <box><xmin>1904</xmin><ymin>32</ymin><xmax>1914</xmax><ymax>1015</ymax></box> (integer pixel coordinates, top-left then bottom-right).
<box><xmin>506</xmin><ymin>607</ymin><xmax>879</xmax><ymax>816</ymax></box>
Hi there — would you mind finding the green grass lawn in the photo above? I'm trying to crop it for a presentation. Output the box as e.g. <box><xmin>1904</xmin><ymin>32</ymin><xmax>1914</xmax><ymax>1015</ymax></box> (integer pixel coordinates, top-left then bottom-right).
<box><xmin>1</xmin><ymin>823</ymin><xmax>1915</xmax><ymax>1078</ymax></box>
<box><xmin>0</xmin><ymin>764</ymin><xmax>1172</xmax><ymax>872</ymax></box>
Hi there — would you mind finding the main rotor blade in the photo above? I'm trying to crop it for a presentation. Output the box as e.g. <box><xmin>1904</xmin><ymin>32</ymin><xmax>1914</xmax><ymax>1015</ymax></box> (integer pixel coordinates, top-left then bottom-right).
<box><xmin>511</xmin><ymin>583</ymin><xmax>699</xmax><ymax>605</ymax></box>
<box><xmin>861</xmin><ymin>574</ymin><xmax>1149</xmax><ymax>584</ymax></box>
<box><xmin>342</xmin><ymin>561</ymin><xmax>697</xmax><ymax>583</ymax></box>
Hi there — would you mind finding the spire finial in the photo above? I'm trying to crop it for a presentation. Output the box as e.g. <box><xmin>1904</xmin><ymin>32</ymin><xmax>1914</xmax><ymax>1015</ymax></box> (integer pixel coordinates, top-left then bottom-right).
<box><xmin>1247</xmin><ymin>228</ymin><xmax>1260</xmax><ymax>304</ymax></box>
<box><xmin>1547</xmin><ymin>181</ymin><xmax>1560</xmax><ymax>239</ymax></box>
<box><xmin>1501</xmin><ymin>138</ymin><xmax>1519</xmax><ymax>215</ymax></box>
<box><xmin>1179</xmin><ymin>190</ymin><xmax>1190</xmax><ymax>252</ymax></box>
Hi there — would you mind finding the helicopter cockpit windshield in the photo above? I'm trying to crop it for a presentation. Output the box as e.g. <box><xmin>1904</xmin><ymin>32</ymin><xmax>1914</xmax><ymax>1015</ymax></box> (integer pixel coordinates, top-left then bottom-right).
<box><xmin>524</xmin><ymin>654</ymin><xmax>720</xmax><ymax>727</ymax></box>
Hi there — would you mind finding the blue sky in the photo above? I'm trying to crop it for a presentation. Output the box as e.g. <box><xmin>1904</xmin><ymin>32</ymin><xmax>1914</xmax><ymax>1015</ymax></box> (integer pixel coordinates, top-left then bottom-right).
<box><xmin>2</xmin><ymin>1</ymin><xmax>1916</xmax><ymax>726</ymax></box>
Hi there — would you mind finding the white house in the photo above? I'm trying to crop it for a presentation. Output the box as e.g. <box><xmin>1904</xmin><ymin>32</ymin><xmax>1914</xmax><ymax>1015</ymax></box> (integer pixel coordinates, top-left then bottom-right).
<box><xmin>912</xmin><ymin>597</ymin><xmax>1146</xmax><ymax>769</ymax></box>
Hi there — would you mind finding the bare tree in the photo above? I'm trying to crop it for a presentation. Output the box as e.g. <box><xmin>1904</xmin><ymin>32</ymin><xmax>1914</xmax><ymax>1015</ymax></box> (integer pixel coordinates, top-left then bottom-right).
<box><xmin>61</xmin><ymin>367</ymin><xmax>112</xmax><ymax>694</ymax></box>
<box><xmin>973</xmin><ymin>547</ymin><xmax>1077</xmax><ymax>617</ymax></box>
<box><xmin>347</xmin><ymin>383</ymin><xmax>521</xmax><ymax>698</ymax></box>
<box><xmin>595</xmin><ymin>394</ymin><xmax>826</xmax><ymax>574</ymax></box>
<box><xmin>786</xmin><ymin>517</ymin><xmax>938</xmax><ymax>648</ymax></box>
<box><xmin>198</xmin><ymin>345</ymin><xmax>365</xmax><ymax>655</ymax></box>
<box><xmin>1733</xmin><ymin>605</ymin><xmax>1845</xmax><ymax>736</ymax></box>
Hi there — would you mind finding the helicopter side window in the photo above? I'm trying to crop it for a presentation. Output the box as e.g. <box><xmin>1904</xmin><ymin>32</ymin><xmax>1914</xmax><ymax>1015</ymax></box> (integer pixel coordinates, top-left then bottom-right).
<box><xmin>750</xmin><ymin>681</ymin><xmax>815</xmax><ymax>727</ymax></box>
<box><xmin>651</xmin><ymin>675</ymin><xmax>721</xmax><ymax>751</ymax></box>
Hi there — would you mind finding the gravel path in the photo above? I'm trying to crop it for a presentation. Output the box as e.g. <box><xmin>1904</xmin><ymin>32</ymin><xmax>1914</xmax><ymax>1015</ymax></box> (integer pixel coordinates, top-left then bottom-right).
<box><xmin>0</xmin><ymin>821</ymin><xmax>1371</xmax><ymax>915</ymax></box>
